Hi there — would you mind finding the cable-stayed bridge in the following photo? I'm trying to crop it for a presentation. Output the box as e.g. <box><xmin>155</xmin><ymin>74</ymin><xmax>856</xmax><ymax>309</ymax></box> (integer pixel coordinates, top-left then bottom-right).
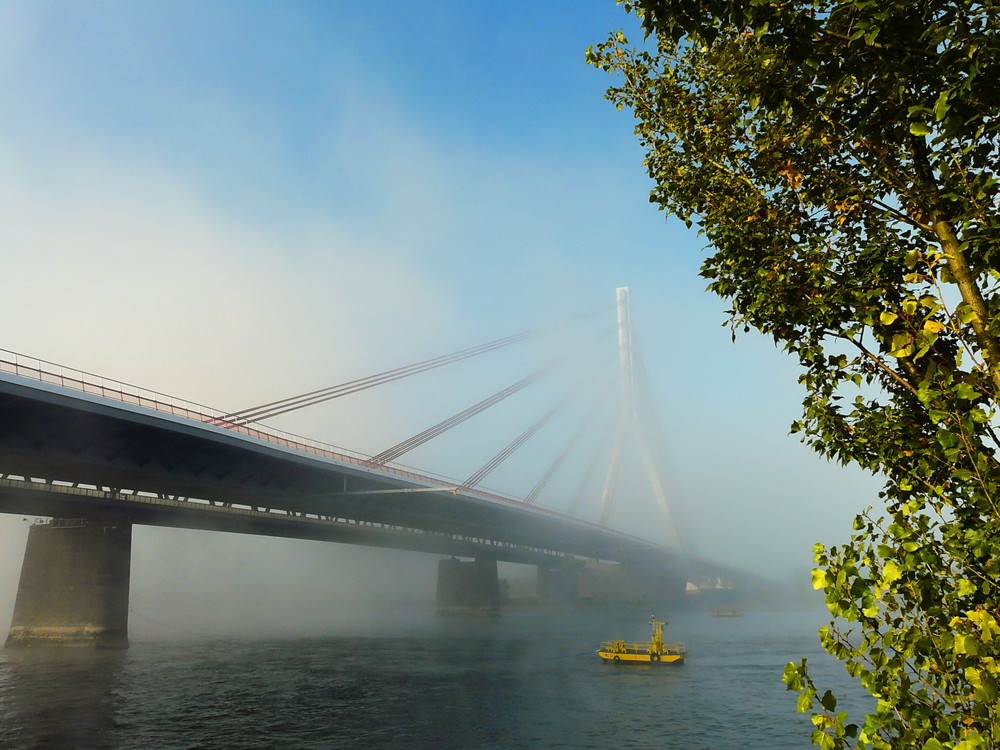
<box><xmin>0</xmin><ymin>289</ymin><xmax>747</xmax><ymax>647</ymax></box>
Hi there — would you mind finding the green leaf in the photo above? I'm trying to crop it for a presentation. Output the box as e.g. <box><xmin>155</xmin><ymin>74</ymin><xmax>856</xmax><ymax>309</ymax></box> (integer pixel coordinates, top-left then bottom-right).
<box><xmin>882</xmin><ymin>561</ymin><xmax>902</xmax><ymax>584</ymax></box>
<box><xmin>954</xmin><ymin>382</ymin><xmax>981</xmax><ymax>400</ymax></box>
<box><xmin>910</xmin><ymin>122</ymin><xmax>932</xmax><ymax>136</ymax></box>
<box><xmin>955</xmin><ymin>634</ymin><xmax>980</xmax><ymax>656</ymax></box>
<box><xmin>889</xmin><ymin>333</ymin><xmax>914</xmax><ymax>358</ymax></box>
<box><xmin>812</xmin><ymin>568</ymin><xmax>828</xmax><ymax>590</ymax></box>
<box><xmin>783</xmin><ymin>660</ymin><xmax>806</xmax><ymax>691</ymax></box>
<box><xmin>956</xmin><ymin>304</ymin><xmax>979</xmax><ymax>325</ymax></box>
<box><xmin>932</xmin><ymin>91</ymin><xmax>952</xmax><ymax>122</ymax></box>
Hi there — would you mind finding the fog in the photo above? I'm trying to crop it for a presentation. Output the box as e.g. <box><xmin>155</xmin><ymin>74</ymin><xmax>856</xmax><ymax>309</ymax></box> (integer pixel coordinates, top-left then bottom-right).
<box><xmin>0</xmin><ymin>2</ymin><xmax>883</xmax><ymax>636</ymax></box>
<box><xmin>127</xmin><ymin>530</ymin><xmax>440</xmax><ymax>640</ymax></box>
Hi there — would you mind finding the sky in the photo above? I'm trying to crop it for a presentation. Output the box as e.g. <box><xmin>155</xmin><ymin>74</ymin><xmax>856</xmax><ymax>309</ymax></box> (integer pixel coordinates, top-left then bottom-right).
<box><xmin>0</xmin><ymin>1</ymin><xmax>883</xmax><ymax>635</ymax></box>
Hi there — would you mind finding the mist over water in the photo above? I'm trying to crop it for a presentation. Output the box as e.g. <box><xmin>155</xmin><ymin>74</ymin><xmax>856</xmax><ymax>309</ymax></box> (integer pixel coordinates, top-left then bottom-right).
<box><xmin>1</xmin><ymin>604</ymin><xmax>869</xmax><ymax>749</ymax></box>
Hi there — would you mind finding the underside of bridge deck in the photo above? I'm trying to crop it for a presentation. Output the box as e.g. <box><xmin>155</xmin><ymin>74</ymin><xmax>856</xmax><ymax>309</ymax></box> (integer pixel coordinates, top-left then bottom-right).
<box><xmin>0</xmin><ymin>373</ymin><xmax>677</xmax><ymax>565</ymax></box>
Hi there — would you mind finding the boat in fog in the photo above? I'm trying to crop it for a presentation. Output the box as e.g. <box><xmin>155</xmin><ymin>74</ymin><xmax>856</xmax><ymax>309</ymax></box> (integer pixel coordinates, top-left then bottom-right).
<box><xmin>597</xmin><ymin>617</ymin><xmax>686</xmax><ymax>665</ymax></box>
<box><xmin>711</xmin><ymin>607</ymin><xmax>744</xmax><ymax>617</ymax></box>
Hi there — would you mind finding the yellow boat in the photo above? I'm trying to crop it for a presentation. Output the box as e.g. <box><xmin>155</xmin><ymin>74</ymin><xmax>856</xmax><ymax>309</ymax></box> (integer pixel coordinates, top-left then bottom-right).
<box><xmin>597</xmin><ymin>617</ymin><xmax>687</xmax><ymax>665</ymax></box>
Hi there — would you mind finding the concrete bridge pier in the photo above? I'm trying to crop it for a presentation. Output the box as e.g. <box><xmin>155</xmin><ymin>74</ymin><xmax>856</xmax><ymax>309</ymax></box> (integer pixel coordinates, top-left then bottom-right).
<box><xmin>536</xmin><ymin>564</ymin><xmax>579</xmax><ymax>603</ymax></box>
<box><xmin>436</xmin><ymin>557</ymin><xmax>499</xmax><ymax>615</ymax></box>
<box><xmin>5</xmin><ymin>517</ymin><xmax>132</xmax><ymax>649</ymax></box>
<box><xmin>577</xmin><ymin>560</ymin><xmax>687</xmax><ymax>605</ymax></box>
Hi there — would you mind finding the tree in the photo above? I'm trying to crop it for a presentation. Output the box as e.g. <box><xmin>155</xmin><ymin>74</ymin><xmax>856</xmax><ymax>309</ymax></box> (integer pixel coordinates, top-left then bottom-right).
<box><xmin>588</xmin><ymin>2</ymin><xmax>1000</xmax><ymax>748</ymax></box>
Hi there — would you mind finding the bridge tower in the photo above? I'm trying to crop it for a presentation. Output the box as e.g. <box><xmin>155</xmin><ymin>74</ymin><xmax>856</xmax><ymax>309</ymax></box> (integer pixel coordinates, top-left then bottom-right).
<box><xmin>597</xmin><ymin>286</ymin><xmax>686</xmax><ymax>552</ymax></box>
<box><xmin>535</xmin><ymin>288</ymin><xmax>692</xmax><ymax>606</ymax></box>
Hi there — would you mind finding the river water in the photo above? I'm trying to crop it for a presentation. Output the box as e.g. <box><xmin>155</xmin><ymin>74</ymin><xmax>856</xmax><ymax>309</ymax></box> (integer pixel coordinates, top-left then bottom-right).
<box><xmin>0</xmin><ymin>605</ymin><xmax>870</xmax><ymax>749</ymax></box>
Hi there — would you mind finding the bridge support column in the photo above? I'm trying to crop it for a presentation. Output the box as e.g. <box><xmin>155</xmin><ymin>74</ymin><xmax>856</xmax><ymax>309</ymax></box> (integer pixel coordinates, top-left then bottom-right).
<box><xmin>436</xmin><ymin>557</ymin><xmax>499</xmax><ymax>615</ymax></box>
<box><xmin>5</xmin><ymin>518</ymin><xmax>131</xmax><ymax>649</ymax></box>
<box><xmin>536</xmin><ymin>565</ymin><xmax>579</xmax><ymax>603</ymax></box>
<box><xmin>577</xmin><ymin>560</ymin><xmax>686</xmax><ymax>605</ymax></box>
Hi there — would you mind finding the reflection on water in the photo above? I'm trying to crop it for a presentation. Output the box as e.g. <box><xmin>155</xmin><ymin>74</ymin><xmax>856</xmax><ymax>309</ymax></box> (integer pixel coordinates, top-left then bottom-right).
<box><xmin>0</xmin><ymin>607</ymin><xmax>871</xmax><ymax>750</ymax></box>
<box><xmin>1</xmin><ymin>648</ymin><xmax>125</xmax><ymax>749</ymax></box>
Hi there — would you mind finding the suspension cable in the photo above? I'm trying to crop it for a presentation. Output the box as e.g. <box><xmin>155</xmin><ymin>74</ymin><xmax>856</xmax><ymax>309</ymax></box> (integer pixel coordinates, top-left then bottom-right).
<box><xmin>523</xmin><ymin>375</ymin><xmax>615</xmax><ymax>505</ymax></box>
<box><xmin>216</xmin><ymin>332</ymin><xmax>529</xmax><ymax>426</ymax></box>
<box><xmin>458</xmin><ymin>400</ymin><xmax>568</xmax><ymax>492</ymax></box>
<box><xmin>461</xmin><ymin>352</ymin><xmax>616</xmax><ymax>496</ymax></box>
<box><xmin>629</xmin><ymin>333</ymin><xmax>697</xmax><ymax>555</ymax></box>
<box><xmin>216</xmin><ymin>303</ymin><xmax>614</xmax><ymax>427</ymax></box>
<box><xmin>566</xmin><ymin>416</ymin><xmax>617</xmax><ymax>518</ymax></box>
<box><xmin>370</xmin><ymin>327</ymin><xmax>613</xmax><ymax>466</ymax></box>
<box><xmin>369</xmin><ymin>371</ymin><xmax>545</xmax><ymax>465</ymax></box>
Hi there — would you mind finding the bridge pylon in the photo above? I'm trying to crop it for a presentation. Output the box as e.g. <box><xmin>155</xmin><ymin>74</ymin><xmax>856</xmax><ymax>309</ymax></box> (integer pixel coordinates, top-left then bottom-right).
<box><xmin>596</xmin><ymin>287</ymin><xmax>688</xmax><ymax>554</ymax></box>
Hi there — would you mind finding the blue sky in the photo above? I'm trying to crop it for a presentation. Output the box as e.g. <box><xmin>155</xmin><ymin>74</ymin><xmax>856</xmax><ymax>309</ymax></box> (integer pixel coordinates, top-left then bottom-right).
<box><xmin>0</xmin><ymin>1</ymin><xmax>882</xmax><ymax>631</ymax></box>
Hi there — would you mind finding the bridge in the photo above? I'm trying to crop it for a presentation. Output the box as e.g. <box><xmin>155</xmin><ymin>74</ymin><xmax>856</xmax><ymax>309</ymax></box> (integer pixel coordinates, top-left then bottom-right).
<box><xmin>0</xmin><ymin>289</ymin><xmax>745</xmax><ymax>647</ymax></box>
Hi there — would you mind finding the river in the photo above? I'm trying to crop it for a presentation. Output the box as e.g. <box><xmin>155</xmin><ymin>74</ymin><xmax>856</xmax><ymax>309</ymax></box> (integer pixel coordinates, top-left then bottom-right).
<box><xmin>0</xmin><ymin>604</ymin><xmax>870</xmax><ymax>749</ymax></box>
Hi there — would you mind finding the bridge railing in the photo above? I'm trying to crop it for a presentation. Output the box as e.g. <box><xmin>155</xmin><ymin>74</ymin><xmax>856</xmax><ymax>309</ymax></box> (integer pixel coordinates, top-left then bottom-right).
<box><xmin>0</xmin><ymin>348</ymin><xmax>676</xmax><ymax>558</ymax></box>
<box><xmin>0</xmin><ymin>347</ymin><xmax>564</xmax><ymax>517</ymax></box>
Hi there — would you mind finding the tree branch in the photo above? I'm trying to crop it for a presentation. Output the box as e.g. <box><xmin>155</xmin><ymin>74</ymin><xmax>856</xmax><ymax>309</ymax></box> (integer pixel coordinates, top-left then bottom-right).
<box><xmin>909</xmin><ymin>134</ymin><xmax>1000</xmax><ymax>394</ymax></box>
<box><xmin>847</xmin><ymin>335</ymin><xmax>918</xmax><ymax>394</ymax></box>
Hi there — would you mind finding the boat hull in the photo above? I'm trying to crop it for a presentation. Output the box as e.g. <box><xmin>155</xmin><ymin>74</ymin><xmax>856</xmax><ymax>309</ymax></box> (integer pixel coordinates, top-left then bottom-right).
<box><xmin>596</xmin><ymin>650</ymin><xmax>684</xmax><ymax>665</ymax></box>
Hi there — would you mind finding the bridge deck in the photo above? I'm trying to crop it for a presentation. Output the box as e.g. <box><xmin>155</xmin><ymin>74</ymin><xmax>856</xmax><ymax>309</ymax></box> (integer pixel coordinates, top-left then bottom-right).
<box><xmin>0</xmin><ymin>355</ymin><xmax>674</xmax><ymax>566</ymax></box>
